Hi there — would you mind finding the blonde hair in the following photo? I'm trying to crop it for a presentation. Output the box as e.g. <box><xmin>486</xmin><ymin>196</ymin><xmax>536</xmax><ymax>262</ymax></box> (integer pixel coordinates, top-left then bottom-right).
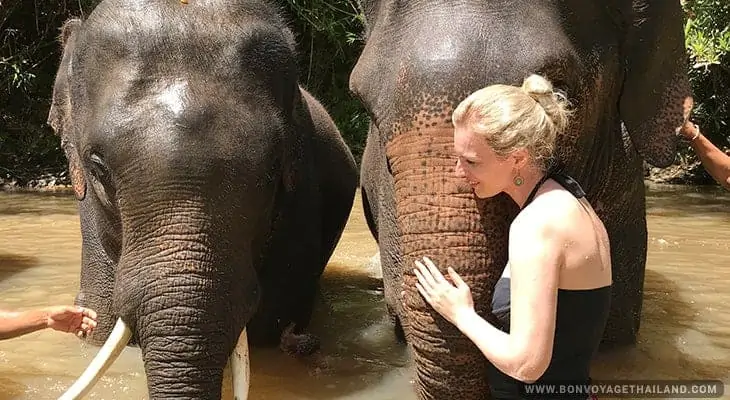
<box><xmin>452</xmin><ymin>74</ymin><xmax>572</xmax><ymax>169</ymax></box>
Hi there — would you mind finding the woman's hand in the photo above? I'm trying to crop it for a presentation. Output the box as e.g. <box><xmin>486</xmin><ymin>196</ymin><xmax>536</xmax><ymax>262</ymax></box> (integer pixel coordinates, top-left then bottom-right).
<box><xmin>413</xmin><ymin>256</ymin><xmax>475</xmax><ymax>326</ymax></box>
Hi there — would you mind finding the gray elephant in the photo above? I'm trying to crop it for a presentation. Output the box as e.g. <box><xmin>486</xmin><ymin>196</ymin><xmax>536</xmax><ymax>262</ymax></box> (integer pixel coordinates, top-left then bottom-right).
<box><xmin>351</xmin><ymin>1</ymin><xmax>692</xmax><ymax>398</ymax></box>
<box><xmin>47</xmin><ymin>1</ymin><xmax>358</xmax><ymax>398</ymax></box>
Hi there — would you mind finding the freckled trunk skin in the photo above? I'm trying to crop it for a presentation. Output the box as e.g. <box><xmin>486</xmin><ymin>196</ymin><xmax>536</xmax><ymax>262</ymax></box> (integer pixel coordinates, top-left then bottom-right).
<box><xmin>385</xmin><ymin>120</ymin><xmax>518</xmax><ymax>399</ymax></box>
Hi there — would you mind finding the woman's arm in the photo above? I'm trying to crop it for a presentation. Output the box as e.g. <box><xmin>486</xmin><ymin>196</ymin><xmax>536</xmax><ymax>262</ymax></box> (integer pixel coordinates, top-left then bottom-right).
<box><xmin>0</xmin><ymin>309</ymin><xmax>50</xmax><ymax>340</ymax></box>
<box><xmin>680</xmin><ymin>121</ymin><xmax>730</xmax><ymax>190</ymax></box>
<box><xmin>458</xmin><ymin>219</ymin><xmax>560</xmax><ymax>382</ymax></box>
<box><xmin>413</xmin><ymin>217</ymin><xmax>561</xmax><ymax>383</ymax></box>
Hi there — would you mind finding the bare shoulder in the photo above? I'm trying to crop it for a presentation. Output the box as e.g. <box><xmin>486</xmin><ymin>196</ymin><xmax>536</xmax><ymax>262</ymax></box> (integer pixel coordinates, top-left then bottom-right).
<box><xmin>511</xmin><ymin>183</ymin><xmax>579</xmax><ymax>240</ymax></box>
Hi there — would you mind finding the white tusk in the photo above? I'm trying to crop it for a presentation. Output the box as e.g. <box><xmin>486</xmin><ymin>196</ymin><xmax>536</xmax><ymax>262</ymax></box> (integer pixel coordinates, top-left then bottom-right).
<box><xmin>230</xmin><ymin>328</ymin><xmax>250</xmax><ymax>400</ymax></box>
<box><xmin>58</xmin><ymin>318</ymin><xmax>132</xmax><ymax>400</ymax></box>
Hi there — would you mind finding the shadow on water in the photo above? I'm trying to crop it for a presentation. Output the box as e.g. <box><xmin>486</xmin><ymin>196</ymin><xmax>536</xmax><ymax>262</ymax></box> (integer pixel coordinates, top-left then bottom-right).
<box><xmin>0</xmin><ymin>375</ymin><xmax>32</xmax><ymax>399</ymax></box>
<box><xmin>0</xmin><ymin>253</ymin><xmax>39</xmax><ymax>282</ymax></box>
<box><xmin>592</xmin><ymin>269</ymin><xmax>729</xmax><ymax>380</ymax></box>
<box><xmin>240</xmin><ymin>262</ymin><xmax>412</xmax><ymax>400</ymax></box>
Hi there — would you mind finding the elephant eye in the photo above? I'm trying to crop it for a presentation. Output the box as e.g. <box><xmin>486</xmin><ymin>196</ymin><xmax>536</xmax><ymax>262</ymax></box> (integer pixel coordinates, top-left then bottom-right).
<box><xmin>89</xmin><ymin>153</ymin><xmax>109</xmax><ymax>180</ymax></box>
<box><xmin>88</xmin><ymin>152</ymin><xmax>116</xmax><ymax>193</ymax></box>
<box><xmin>87</xmin><ymin>151</ymin><xmax>117</xmax><ymax>208</ymax></box>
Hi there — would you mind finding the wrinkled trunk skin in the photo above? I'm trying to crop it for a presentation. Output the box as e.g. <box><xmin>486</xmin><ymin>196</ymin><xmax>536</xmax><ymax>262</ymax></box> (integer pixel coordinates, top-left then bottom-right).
<box><xmin>74</xmin><ymin>197</ymin><xmax>121</xmax><ymax>346</ymax></box>
<box><xmin>134</xmin><ymin>283</ymin><xmax>231</xmax><ymax>399</ymax></box>
<box><xmin>126</xmin><ymin>260</ymin><xmax>241</xmax><ymax>400</ymax></box>
<box><xmin>112</xmin><ymin>194</ymin><xmax>260</xmax><ymax>399</ymax></box>
<box><xmin>386</xmin><ymin>120</ymin><xmax>518</xmax><ymax>398</ymax></box>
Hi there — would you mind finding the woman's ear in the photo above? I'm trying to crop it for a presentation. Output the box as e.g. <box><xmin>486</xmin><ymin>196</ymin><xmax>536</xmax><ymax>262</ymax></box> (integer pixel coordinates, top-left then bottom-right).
<box><xmin>510</xmin><ymin>148</ymin><xmax>531</xmax><ymax>171</ymax></box>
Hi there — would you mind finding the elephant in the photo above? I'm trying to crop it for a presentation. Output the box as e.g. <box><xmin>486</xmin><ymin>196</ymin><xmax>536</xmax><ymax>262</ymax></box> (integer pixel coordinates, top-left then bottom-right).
<box><xmin>350</xmin><ymin>1</ymin><xmax>693</xmax><ymax>398</ymax></box>
<box><xmin>46</xmin><ymin>0</ymin><xmax>359</xmax><ymax>398</ymax></box>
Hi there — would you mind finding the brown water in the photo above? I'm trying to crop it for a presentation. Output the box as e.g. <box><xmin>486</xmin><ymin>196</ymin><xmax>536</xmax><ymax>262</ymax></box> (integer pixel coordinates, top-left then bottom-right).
<box><xmin>0</xmin><ymin>184</ymin><xmax>728</xmax><ymax>400</ymax></box>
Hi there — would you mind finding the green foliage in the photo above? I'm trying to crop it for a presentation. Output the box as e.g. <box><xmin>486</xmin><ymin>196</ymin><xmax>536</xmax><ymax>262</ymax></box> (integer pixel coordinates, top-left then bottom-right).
<box><xmin>0</xmin><ymin>0</ymin><xmax>370</xmax><ymax>187</ymax></box>
<box><xmin>682</xmin><ymin>0</ymin><xmax>730</xmax><ymax>149</ymax></box>
<box><xmin>281</xmin><ymin>0</ymin><xmax>368</xmax><ymax>161</ymax></box>
<box><xmin>1</xmin><ymin>1</ymin><xmax>729</xmax><ymax>187</ymax></box>
<box><xmin>0</xmin><ymin>0</ymin><xmax>98</xmax><ymax>185</ymax></box>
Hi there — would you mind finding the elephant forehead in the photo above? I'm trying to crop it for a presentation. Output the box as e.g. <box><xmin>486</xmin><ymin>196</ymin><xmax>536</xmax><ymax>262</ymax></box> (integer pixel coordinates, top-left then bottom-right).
<box><xmin>154</xmin><ymin>80</ymin><xmax>189</xmax><ymax>118</ymax></box>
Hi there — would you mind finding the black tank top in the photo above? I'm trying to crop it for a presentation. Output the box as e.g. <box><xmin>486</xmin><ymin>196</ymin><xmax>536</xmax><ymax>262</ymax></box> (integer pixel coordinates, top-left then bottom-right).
<box><xmin>488</xmin><ymin>172</ymin><xmax>611</xmax><ymax>400</ymax></box>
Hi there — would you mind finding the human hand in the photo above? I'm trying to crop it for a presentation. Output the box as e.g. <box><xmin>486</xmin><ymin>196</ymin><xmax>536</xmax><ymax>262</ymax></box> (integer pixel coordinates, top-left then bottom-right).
<box><xmin>44</xmin><ymin>306</ymin><xmax>98</xmax><ymax>337</ymax></box>
<box><xmin>413</xmin><ymin>256</ymin><xmax>475</xmax><ymax>326</ymax></box>
<box><xmin>679</xmin><ymin>120</ymin><xmax>701</xmax><ymax>141</ymax></box>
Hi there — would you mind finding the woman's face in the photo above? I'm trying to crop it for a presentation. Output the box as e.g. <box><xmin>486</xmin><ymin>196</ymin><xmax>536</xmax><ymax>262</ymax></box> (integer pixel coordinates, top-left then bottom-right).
<box><xmin>453</xmin><ymin>125</ymin><xmax>516</xmax><ymax>199</ymax></box>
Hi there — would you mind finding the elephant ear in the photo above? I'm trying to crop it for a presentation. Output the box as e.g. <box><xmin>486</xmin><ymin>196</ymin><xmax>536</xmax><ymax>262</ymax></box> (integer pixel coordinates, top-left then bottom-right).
<box><xmin>280</xmin><ymin>123</ymin><xmax>298</xmax><ymax>194</ymax></box>
<box><xmin>61</xmin><ymin>138</ymin><xmax>87</xmax><ymax>201</ymax></box>
<box><xmin>48</xmin><ymin>18</ymin><xmax>87</xmax><ymax>201</ymax></box>
<box><xmin>618</xmin><ymin>1</ymin><xmax>693</xmax><ymax>168</ymax></box>
<box><xmin>281</xmin><ymin>89</ymin><xmax>313</xmax><ymax>194</ymax></box>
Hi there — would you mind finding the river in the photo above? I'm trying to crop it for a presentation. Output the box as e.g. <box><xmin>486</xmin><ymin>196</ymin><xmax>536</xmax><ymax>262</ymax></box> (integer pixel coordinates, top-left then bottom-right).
<box><xmin>0</xmin><ymin>184</ymin><xmax>728</xmax><ymax>399</ymax></box>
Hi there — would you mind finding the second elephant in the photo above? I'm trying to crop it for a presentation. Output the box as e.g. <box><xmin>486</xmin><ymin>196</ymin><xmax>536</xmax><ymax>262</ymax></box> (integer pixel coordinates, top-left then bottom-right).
<box><xmin>351</xmin><ymin>1</ymin><xmax>692</xmax><ymax>398</ymax></box>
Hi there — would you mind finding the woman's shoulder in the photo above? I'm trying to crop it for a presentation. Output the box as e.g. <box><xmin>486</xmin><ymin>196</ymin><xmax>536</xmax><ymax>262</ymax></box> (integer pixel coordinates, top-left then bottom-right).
<box><xmin>515</xmin><ymin>182</ymin><xmax>581</xmax><ymax>231</ymax></box>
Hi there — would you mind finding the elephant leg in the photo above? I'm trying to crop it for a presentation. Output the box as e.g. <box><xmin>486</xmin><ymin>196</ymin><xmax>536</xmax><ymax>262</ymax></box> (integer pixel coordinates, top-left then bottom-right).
<box><xmin>386</xmin><ymin>302</ymin><xmax>406</xmax><ymax>343</ymax></box>
<box><xmin>281</xmin><ymin>197</ymin><xmax>328</xmax><ymax>355</ymax></box>
<box><xmin>596</xmin><ymin>137</ymin><xmax>648</xmax><ymax>347</ymax></box>
<box><xmin>601</xmin><ymin>193</ymin><xmax>647</xmax><ymax>348</ymax></box>
<box><xmin>378</xmin><ymin>196</ymin><xmax>407</xmax><ymax>344</ymax></box>
<box><xmin>569</xmin><ymin>128</ymin><xmax>647</xmax><ymax>348</ymax></box>
<box><xmin>370</xmin><ymin>180</ymin><xmax>405</xmax><ymax>343</ymax></box>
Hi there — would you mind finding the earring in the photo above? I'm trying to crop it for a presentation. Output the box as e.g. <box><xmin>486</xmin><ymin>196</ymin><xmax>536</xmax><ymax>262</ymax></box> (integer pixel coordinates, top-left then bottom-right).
<box><xmin>514</xmin><ymin>173</ymin><xmax>524</xmax><ymax>186</ymax></box>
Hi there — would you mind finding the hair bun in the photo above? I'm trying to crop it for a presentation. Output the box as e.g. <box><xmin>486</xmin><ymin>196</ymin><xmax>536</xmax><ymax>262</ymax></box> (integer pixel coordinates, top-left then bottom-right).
<box><xmin>521</xmin><ymin>74</ymin><xmax>554</xmax><ymax>101</ymax></box>
<box><xmin>520</xmin><ymin>74</ymin><xmax>571</xmax><ymax>136</ymax></box>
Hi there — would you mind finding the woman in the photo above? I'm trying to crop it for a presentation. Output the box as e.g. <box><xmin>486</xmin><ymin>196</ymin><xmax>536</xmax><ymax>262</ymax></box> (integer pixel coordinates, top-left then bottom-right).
<box><xmin>412</xmin><ymin>74</ymin><xmax>612</xmax><ymax>399</ymax></box>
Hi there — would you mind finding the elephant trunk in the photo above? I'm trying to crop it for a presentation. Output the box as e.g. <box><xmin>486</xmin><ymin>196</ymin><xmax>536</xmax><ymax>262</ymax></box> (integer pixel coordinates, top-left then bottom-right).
<box><xmin>386</xmin><ymin>121</ymin><xmax>518</xmax><ymax>399</ymax></box>
<box><xmin>113</xmin><ymin>199</ymin><xmax>258</xmax><ymax>399</ymax></box>
<box><xmin>134</xmin><ymin>285</ymin><xmax>231</xmax><ymax>399</ymax></box>
<box><xmin>59</xmin><ymin>319</ymin><xmax>251</xmax><ymax>400</ymax></box>
<box><xmin>117</xmin><ymin>251</ymin><xmax>247</xmax><ymax>398</ymax></box>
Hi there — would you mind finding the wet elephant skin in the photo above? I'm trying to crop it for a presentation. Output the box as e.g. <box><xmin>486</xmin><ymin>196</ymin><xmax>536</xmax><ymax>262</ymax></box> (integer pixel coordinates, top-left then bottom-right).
<box><xmin>46</xmin><ymin>1</ymin><xmax>358</xmax><ymax>398</ymax></box>
<box><xmin>350</xmin><ymin>1</ymin><xmax>692</xmax><ymax>398</ymax></box>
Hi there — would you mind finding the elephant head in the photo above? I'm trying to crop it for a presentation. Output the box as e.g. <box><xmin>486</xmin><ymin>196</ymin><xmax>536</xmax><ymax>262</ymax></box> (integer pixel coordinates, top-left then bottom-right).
<box><xmin>48</xmin><ymin>1</ymin><xmax>311</xmax><ymax>398</ymax></box>
<box><xmin>350</xmin><ymin>1</ymin><xmax>692</xmax><ymax>398</ymax></box>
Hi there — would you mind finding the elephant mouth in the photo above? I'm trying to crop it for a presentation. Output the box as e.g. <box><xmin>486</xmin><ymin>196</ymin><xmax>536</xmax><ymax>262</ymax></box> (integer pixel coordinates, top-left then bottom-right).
<box><xmin>75</xmin><ymin>291</ymin><xmax>144</xmax><ymax>346</ymax></box>
<box><xmin>58</xmin><ymin>319</ymin><xmax>252</xmax><ymax>400</ymax></box>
